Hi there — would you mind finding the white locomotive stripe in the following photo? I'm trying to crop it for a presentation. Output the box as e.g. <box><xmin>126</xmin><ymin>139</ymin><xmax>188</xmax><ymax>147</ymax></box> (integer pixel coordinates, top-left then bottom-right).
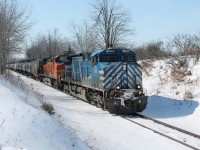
<box><xmin>105</xmin><ymin>66</ymin><xmax>115</xmax><ymax>78</ymax></box>
<box><xmin>134</xmin><ymin>64</ymin><xmax>142</xmax><ymax>73</ymax></box>
<box><xmin>112</xmin><ymin>79</ymin><xmax>121</xmax><ymax>88</ymax></box>
<box><xmin>128</xmin><ymin>65</ymin><xmax>142</xmax><ymax>87</ymax></box>
<box><xmin>104</xmin><ymin>67</ymin><xmax>122</xmax><ymax>89</ymax></box>
<box><xmin>99</xmin><ymin>70</ymin><xmax>104</xmax><ymax>74</ymax></box>
<box><xmin>129</xmin><ymin>66</ymin><xmax>141</xmax><ymax>79</ymax></box>
<box><xmin>104</xmin><ymin>62</ymin><xmax>121</xmax><ymax>79</ymax></box>
<box><xmin>104</xmin><ymin>66</ymin><xmax>121</xmax><ymax>86</ymax></box>
<box><xmin>100</xmin><ymin>77</ymin><xmax>105</xmax><ymax>80</ymax></box>
<box><xmin>128</xmin><ymin>66</ymin><xmax>135</xmax><ymax>76</ymax></box>
<box><xmin>134</xmin><ymin>66</ymin><xmax>142</xmax><ymax>76</ymax></box>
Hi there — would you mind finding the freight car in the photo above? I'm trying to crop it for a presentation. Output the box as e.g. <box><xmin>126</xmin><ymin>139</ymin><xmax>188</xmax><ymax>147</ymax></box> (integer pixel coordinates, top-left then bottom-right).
<box><xmin>8</xmin><ymin>48</ymin><xmax>147</xmax><ymax>114</ymax></box>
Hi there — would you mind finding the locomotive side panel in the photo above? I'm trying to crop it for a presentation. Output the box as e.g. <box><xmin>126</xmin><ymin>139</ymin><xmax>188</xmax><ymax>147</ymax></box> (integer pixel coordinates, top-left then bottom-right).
<box><xmin>43</xmin><ymin>56</ymin><xmax>65</xmax><ymax>78</ymax></box>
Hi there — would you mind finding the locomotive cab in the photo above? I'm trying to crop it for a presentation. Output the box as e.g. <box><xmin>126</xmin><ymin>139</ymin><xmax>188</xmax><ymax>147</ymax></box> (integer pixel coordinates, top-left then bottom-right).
<box><xmin>90</xmin><ymin>48</ymin><xmax>147</xmax><ymax>114</ymax></box>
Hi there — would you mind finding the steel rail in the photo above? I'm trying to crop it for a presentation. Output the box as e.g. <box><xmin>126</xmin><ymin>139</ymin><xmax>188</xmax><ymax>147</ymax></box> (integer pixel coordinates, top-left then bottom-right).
<box><xmin>135</xmin><ymin>113</ymin><xmax>200</xmax><ymax>139</ymax></box>
<box><xmin>122</xmin><ymin>114</ymin><xmax>200</xmax><ymax>150</ymax></box>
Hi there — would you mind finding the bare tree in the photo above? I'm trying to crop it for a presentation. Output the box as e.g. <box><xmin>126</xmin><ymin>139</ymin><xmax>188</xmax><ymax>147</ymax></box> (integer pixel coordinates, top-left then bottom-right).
<box><xmin>70</xmin><ymin>20</ymin><xmax>97</xmax><ymax>52</ymax></box>
<box><xmin>0</xmin><ymin>0</ymin><xmax>32</xmax><ymax>74</ymax></box>
<box><xmin>134</xmin><ymin>41</ymin><xmax>171</xmax><ymax>60</ymax></box>
<box><xmin>26</xmin><ymin>34</ymin><xmax>46</xmax><ymax>59</ymax></box>
<box><xmin>44</xmin><ymin>29</ymin><xmax>62</xmax><ymax>57</ymax></box>
<box><xmin>90</xmin><ymin>0</ymin><xmax>133</xmax><ymax>49</ymax></box>
<box><xmin>167</xmin><ymin>33</ymin><xmax>200</xmax><ymax>56</ymax></box>
<box><xmin>26</xmin><ymin>29</ymin><xmax>71</xmax><ymax>59</ymax></box>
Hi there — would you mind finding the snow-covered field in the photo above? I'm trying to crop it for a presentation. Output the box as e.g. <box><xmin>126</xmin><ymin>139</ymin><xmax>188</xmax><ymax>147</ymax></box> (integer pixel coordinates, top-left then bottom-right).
<box><xmin>0</xmin><ymin>57</ymin><xmax>200</xmax><ymax>150</ymax></box>
<box><xmin>0</xmin><ymin>75</ymin><xmax>90</xmax><ymax>150</ymax></box>
<box><xmin>141</xmin><ymin>58</ymin><xmax>200</xmax><ymax>134</ymax></box>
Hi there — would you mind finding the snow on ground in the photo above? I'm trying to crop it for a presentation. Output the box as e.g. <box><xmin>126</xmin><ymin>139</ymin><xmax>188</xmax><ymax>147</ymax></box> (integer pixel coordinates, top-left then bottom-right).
<box><xmin>1</xmin><ymin>57</ymin><xmax>200</xmax><ymax>150</ymax></box>
<box><xmin>141</xmin><ymin>57</ymin><xmax>200</xmax><ymax>134</ymax></box>
<box><xmin>2</xmin><ymin>71</ymin><xmax>195</xmax><ymax>150</ymax></box>
<box><xmin>0</xmin><ymin>75</ymin><xmax>90</xmax><ymax>150</ymax></box>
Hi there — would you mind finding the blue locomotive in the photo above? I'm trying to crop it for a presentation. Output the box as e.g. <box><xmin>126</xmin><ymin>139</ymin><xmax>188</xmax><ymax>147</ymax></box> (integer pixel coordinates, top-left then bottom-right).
<box><xmin>7</xmin><ymin>48</ymin><xmax>147</xmax><ymax>114</ymax></box>
<box><xmin>60</xmin><ymin>48</ymin><xmax>147</xmax><ymax>114</ymax></box>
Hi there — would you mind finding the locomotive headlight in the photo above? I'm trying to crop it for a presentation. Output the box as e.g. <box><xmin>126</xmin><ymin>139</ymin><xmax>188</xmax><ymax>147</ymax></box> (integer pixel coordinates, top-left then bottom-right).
<box><xmin>123</xmin><ymin>64</ymin><xmax>127</xmax><ymax>71</ymax></box>
<box><xmin>116</xmin><ymin>86</ymin><xmax>120</xmax><ymax>90</ymax></box>
<box><xmin>136</xmin><ymin>84</ymin><xmax>141</xmax><ymax>89</ymax></box>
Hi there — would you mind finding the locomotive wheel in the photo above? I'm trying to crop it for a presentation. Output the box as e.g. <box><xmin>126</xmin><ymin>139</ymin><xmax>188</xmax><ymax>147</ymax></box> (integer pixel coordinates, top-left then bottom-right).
<box><xmin>86</xmin><ymin>92</ymin><xmax>92</xmax><ymax>104</ymax></box>
<box><xmin>53</xmin><ymin>80</ymin><xmax>60</xmax><ymax>89</ymax></box>
<box><xmin>91</xmin><ymin>100</ymin><xmax>97</xmax><ymax>106</ymax></box>
<box><xmin>39</xmin><ymin>76</ymin><xmax>42</xmax><ymax>82</ymax></box>
<box><xmin>96</xmin><ymin>102</ymin><xmax>103</xmax><ymax>108</ymax></box>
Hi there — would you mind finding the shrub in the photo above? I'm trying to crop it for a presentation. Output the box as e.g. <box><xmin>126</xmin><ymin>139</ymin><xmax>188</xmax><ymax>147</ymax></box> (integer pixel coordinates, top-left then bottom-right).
<box><xmin>141</xmin><ymin>61</ymin><xmax>152</xmax><ymax>76</ymax></box>
<box><xmin>41</xmin><ymin>103</ymin><xmax>55</xmax><ymax>115</ymax></box>
<box><xmin>141</xmin><ymin>60</ymin><xmax>152</xmax><ymax>69</ymax></box>
<box><xmin>184</xmin><ymin>91</ymin><xmax>194</xmax><ymax>100</ymax></box>
<box><xmin>177</xmin><ymin>58</ymin><xmax>187</xmax><ymax>69</ymax></box>
<box><xmin>171</xmin><ymin>68</ymin><xmax>185</xmax><ymax>82</ymax></box>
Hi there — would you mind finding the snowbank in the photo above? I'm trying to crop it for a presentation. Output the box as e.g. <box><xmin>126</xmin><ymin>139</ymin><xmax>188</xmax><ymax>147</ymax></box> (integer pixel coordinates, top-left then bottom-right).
<box><xmin>5</xmin><ymin>71</ymin><xmax>192</xmax><ymax>150</ymax></box>
<box><xmin>141</xmin><ymin>58</ymin><xmax>200</xmax><ymax>134</ymax></box>
<box><xmin>0</xmin><ymin>76</ymin><xmax>90</xmax><ymax>150</ymax></box>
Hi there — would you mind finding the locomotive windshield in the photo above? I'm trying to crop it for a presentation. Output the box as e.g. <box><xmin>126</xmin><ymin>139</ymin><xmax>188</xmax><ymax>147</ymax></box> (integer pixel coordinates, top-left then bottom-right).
<box><xmin>99</xmin><ymin>54</ymin><xmax>118</xmax><ymax>62</ymax></box>
<box><xmin>98</xmin><ymin>49</ymin><xmax>136</xmax><ymax>63</ymax></box>
<box><xmin>121</xmin><ymin>49</ymin><xmax>136</xmax><ymax>62</ymax></box>
<box><xmin>55</xmin><ymin>56</ymin><xmax>63</xmax><ymax>63</ymax></box>
<box><xmin>122</xmin><ymin>54</ymin><xmax>136</xmax><ymax>62</ymax></box>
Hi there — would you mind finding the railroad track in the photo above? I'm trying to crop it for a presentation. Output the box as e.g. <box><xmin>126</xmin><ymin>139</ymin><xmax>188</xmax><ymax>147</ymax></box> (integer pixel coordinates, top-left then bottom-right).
<box><xmin>122</xmin><ymin>114</ymin><xmax>200</xmax><ymax>150</ymax></box>
<box><xmin>10</xmin><ymin>71</ymin><xmax>200</xmax><ymax>149</ymax></box>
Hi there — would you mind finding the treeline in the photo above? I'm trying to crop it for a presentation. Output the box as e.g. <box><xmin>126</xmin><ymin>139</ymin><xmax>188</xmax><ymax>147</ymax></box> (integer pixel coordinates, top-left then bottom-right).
<box><xmin>26</xmin><ymin>29</ymin><xmax>72</xmax><ymax>59</ymax></box>
<box><xmin>26</xmin><ymin>0</ymin><xmax>133</xmax><ymax>59</ymax></box>
<box><xmin>1</xmin><ymin>0</ymin><xmax>200</xmax><ymax>74</ymax></box>
<box><xmin>0</xmin><ymin>0</ymin><xmax>31</xmax><ymax>74</ymax></box>
<box><xmin>135</xmin><ymin>33</ymin><xmax>200</xmax><ymax>61</ymax></box>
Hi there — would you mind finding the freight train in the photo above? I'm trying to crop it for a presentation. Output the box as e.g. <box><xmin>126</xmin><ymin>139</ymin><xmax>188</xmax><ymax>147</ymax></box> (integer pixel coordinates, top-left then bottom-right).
<box><xmin>7</xmin><ymin>48</ymin><xmax>147</xmax><ymax>114</ymax></box>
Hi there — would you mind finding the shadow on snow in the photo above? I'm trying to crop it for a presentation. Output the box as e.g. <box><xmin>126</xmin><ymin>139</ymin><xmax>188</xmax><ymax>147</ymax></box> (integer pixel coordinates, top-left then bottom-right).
<box><xmin>141</xmin><ymin>95</ymin><xmax>199</xmax><ymax>119</ymax></box>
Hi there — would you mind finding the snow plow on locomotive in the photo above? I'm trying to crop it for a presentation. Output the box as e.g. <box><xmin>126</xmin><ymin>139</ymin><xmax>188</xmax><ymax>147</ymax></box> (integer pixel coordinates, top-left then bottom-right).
<box><xmin>7</xmin><ymin>48</ymin><xmax>147</xmax><ymax>115</ymax></box>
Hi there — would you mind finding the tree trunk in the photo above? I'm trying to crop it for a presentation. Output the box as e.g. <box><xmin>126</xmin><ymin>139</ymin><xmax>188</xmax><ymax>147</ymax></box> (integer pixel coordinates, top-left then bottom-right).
<box><xmin>0</xmin><ymin>57</ymin><xmax>3</xmax><ymax>75</ymax></box>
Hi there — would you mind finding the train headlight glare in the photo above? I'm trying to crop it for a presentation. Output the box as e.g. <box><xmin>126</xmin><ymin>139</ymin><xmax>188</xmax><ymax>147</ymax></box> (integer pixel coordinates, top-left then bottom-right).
<box><xmin>116</xmin><ymin>86</ymin><xmax>120</xmax><ymax>90</ymax></box>
<box><xmin>123</xmin><ymin>64</ymin><xmax>127</xmax><ymax>71</ymax></box>
<box><xmin>137</xmin><ymin>84</ymin><xmax>141</xmax><ymax>89</ymax></box>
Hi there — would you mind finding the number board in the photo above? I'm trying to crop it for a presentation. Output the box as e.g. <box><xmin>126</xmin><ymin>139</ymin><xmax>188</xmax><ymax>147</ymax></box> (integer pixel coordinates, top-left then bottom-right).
<box><xmin>106</xmin><ymin>50</ymin><xmax>115</xmax><ymax>53</ymax></box>
<box><xmin>122</xmin><ymin>50</ymin><xmax>131</xmax><ymax>53</ymax></box>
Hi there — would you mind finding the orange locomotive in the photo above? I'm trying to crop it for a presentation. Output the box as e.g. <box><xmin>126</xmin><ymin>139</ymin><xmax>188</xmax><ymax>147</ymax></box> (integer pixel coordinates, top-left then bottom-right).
<box><xmin>43</xmin><ymin>55</ymin><xmax>65</xmax><ymax>78</ymax></box>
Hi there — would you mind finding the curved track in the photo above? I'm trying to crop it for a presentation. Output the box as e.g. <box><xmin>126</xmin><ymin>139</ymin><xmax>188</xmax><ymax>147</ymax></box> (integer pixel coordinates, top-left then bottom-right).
<box><xmin>123</xmin><ymin>114</ymin><xmax>200</xmax><ymax>150</ymax></box>
<box><xmin>9</xmin><ymin>71</ymin><xmax>200</xmax><ymax>149</ymax></box>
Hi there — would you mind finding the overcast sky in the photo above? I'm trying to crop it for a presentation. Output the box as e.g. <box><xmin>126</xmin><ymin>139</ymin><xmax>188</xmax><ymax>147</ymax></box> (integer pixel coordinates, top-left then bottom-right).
<box><xmin>23</xmin><ymin>0</ymin><xmax>200</xmax><ymax>45</ymax></box>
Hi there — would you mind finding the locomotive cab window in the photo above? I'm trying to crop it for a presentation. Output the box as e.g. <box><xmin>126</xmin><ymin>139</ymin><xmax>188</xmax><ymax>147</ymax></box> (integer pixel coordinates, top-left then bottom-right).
<box><xmin>55</xmin><ymin>56</ymin><xmax>63</xmax><ymax>63</ymax></box>
<box><xmin>122</xmin><ymin>54</ymin><xmax>136</xmax><ymax>62</ymax></box>
<box><xmin>99</xmin><ymin>54</ymin><xmax>118</xmax><ymax>62</ymax></box>
<box><xmin>92</xmin><ymin>54</ymin><xmax>98</xmax><ymax>65</ymax></box>
<box><xmin>47</xmin><ymin>59</ymin><xmax>52</xmax><ymax>63</ymax></box>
